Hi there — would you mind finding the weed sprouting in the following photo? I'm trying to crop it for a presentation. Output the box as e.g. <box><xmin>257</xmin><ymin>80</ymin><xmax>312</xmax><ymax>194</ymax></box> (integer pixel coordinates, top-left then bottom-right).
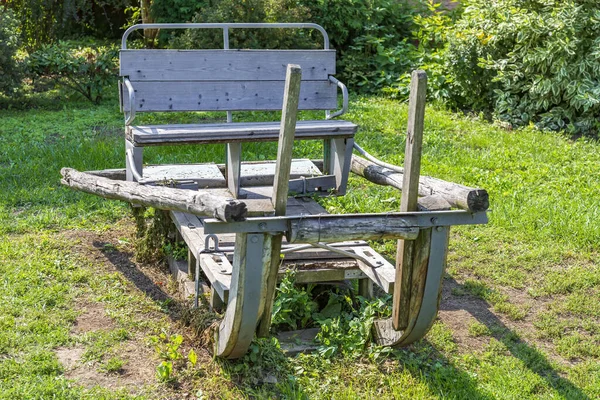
<box><xmin>149</xmin><ymin>332</ymin><xmax>184</xmax><ymax>363</ymax></box>
<box><xmin>271</xmin><ymin>270</ymin><xmax>317</xmax><ymax>331</ymax></box>
<box><xmin>163</xmin><ymin>241</ymin><xmax>187</xmax><ymax>261</ymax></box>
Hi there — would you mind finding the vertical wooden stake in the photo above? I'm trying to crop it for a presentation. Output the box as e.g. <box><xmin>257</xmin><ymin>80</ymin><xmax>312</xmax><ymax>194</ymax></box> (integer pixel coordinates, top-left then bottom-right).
<box><xmin>257</xmin><ymin>64</ymin><xmax>302</xmax><ymax>337</ymax></box>
<box><xmin>392</xmin><ymin>70</ymin><xmax>427</xmax><ymax>331</ymax></box>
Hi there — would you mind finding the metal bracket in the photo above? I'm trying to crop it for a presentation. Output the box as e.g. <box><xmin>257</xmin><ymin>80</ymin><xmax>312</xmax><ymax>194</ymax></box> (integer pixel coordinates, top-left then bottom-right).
<box><xmin>202</xmin><ymin>234</ymin><xmax>221</xmax><ymax>253</ymax></box>
<box><xmin>194</xmin><ymin>234</ymin><xmax>222</xmax><ymax>308</ymax></box>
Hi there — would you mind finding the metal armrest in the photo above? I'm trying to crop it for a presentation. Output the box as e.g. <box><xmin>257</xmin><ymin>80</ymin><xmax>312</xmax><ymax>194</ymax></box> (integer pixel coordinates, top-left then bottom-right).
<box><xmin>326</xmin><ymin>76</ymin><xmax>349</xmax><ymax>119</ymax></box>
<box><xmin>123</xmin><ymin>78</ymin><xmax>136</xmax><ymax>126</ymax></box>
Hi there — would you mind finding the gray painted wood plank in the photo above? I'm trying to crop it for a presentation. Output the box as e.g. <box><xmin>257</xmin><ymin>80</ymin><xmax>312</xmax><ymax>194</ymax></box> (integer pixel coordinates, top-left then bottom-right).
<box><xmin>120</xmin><ymin>49</ymin><xmax>336</xmax><ymax>81</ymax></box>
<box><xmin>122</xmin><ymin>80</ymin><xmax>337</xmax><ymax>112</ymax></box>
<box><xmin>129</xmin><ymin>120</ymin><xmax>357</xmax><ymax>145</ymax></box>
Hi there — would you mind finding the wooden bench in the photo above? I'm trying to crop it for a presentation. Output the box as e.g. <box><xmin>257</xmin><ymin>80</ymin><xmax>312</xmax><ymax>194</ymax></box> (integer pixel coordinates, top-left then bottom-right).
<box><xmin>119</xmin><ymin>23</ymin><xmax>357</xmax><ymax>198</ymax></box>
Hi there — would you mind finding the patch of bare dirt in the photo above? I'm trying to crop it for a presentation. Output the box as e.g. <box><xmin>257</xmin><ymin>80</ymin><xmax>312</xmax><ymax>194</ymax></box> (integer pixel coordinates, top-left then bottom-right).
<box><xmin>72</xmin><ymin>302</ymin><xmax>115</xmax><ymax>334</ymax></box>
<box><xmin>437</xmin><ymin>278</ymin><xmax>566</xmax><ymax>365</ymax></box>
<box><xmin>56</xmin><ymin>341</ymin><xmax>156</xmax><ymax>391</ymax></box>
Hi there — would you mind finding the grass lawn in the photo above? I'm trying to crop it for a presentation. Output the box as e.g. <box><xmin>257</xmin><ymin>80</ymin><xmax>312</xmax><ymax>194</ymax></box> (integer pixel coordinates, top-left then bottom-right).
<box><xmin>0</xmin><ymin>92</ymin><xmax>598</xmax><ymax>399</ymax></box>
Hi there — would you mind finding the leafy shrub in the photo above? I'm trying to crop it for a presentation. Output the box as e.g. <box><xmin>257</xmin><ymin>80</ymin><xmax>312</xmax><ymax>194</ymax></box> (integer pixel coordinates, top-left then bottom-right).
<box><xmin>0</xmin><ymin>6</ymin><xmax>23</xmax><ymax>95</ymax></box>
<box><xmin>386</xmin><ymin>1</ymin><xmax>464</xmax><ymax>102</ymax></box>
<box><xmin>428</xmin><ymin>0</ymin><xmax>600</xmax><ymax>134</ymax></box>
<box><xmin>305</xmin><ymin>0</ymin><xmax>424</xmax><ymax>92</ymax></box>
<box><xmin>27</xmin><ymin>42</ymin><xmax>118</xmax><ymax>104</ymax></box>
<box><xmin>315</xmin><ymin>294</ymin><xmax>391</xmax><ymax>358</ymax></box>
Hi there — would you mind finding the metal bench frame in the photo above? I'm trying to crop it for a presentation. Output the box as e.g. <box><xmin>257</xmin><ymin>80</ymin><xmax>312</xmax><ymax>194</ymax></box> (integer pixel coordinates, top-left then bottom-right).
<box><xmin>119</xmin><ymin>23</ymin><xmax>355</xmax><ymax>197</ymax></box>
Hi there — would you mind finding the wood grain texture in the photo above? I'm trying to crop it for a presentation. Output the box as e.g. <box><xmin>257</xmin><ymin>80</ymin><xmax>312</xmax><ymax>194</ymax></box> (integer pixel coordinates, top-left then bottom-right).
<box><xmin>258</xmin><ymin>64</ymin><xmax>302</xmax><ymax>337</ymax></box>
<box><xmin>288</xmin><ymin>216</ymin><xmax>420</xmax><ymax>244</ymax></box>
<box><xmin>60</xmin><ymin>168</ymin><xmax>247</xmax><ymax>222</ymax></box>
<box><xmin>129</xmin><ymin>120</ymin><xmax>357</xmax><ymax>145</ymax></box>
<box><xmin>393</xmin><ymin>70</ymin><xmax>427</xmax><ymax>330</ymax></box>
<box><xmin>351</xmin><ymin>155</ymin><xmax>489</xmax><ymax>212</ymax></box>
<box><xmin>120</xmin><ymin>49</ymin><xmax>336</xmax><ymax>81</ymax></box>
<box><xmin>122</xmin><ymin>80</ymin><xmax>336</xmax><ymax>112</ymax></box>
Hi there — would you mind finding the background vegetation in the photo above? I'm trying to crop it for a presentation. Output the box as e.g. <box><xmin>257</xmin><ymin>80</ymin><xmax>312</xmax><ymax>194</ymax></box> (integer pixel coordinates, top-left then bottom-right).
<box><xmin>3</xmin><ymin>0</ymin><xmax>599</xmax><ymax>135</ymax></box>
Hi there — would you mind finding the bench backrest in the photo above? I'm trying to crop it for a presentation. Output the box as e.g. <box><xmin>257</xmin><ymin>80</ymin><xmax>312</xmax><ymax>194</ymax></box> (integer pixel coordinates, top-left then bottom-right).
<box><xmin>120</xmin><ymin>49</ymin><xmax>338</xmax><ymax>113</ymax></box>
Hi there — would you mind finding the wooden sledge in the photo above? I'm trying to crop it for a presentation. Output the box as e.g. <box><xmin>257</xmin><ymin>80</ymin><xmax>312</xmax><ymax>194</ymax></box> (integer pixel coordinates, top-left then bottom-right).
<box><xmin>61</xmin><ymin>24</ymin><xmax>489</xmax><ymax>358</ymax></box>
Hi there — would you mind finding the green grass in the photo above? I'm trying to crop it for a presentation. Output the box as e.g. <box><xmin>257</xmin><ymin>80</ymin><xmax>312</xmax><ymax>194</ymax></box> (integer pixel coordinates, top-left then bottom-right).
<box><xmin>1</xmin><ymin>93</ymin><xmax>599</xmax><ymax>398</ymax></box>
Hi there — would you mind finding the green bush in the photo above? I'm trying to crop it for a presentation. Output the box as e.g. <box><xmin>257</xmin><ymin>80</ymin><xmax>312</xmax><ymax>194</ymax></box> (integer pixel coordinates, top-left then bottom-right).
<box><xmin>434</xmin><ymin>0</ymin><xmax>600</xmax><ymax>134</ymax></box>
<box><xmin>0</xmin><ymin>6</ymin><xmax>23</xmax><ymax>96</ymax></box>
<box><xmin>170</xmin><ymin>0</ymin><xmax>314</xmax><ymax>50</ymax></box>
<box><xmin>305</xmin><ymin>0</ymin><xmax>423</xmax><ymax>92</ymax></box>
<box><xmin>27</xmin><ymin>42</ymin><xmax>119</xmax><ymax>104</ymax></box>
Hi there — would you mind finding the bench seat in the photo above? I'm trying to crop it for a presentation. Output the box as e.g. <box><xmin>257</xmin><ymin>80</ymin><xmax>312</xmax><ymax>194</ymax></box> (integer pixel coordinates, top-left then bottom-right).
<box><xmin>127</xmin><ymin>119</ymin><xmax>358</xmax><ymax>146</ymax></box>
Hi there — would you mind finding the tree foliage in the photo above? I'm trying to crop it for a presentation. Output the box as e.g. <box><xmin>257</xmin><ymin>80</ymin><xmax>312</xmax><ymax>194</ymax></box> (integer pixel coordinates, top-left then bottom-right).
<box><xmin>4</xmin><ymin>0</ymin><xmax>135</xmax><ymax>50</ymax></box>
<box><xmin>0</xmin><ymin>6</ymin><xmax>22</xmax><ymax>95</ymax></box>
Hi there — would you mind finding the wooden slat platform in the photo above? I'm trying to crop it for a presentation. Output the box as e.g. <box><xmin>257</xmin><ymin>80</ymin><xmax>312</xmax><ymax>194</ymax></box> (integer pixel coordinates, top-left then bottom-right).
<box><xmin>170</xmin><ymin>196</ymin><xmax>397</xmax><ymax>305</ymax></box>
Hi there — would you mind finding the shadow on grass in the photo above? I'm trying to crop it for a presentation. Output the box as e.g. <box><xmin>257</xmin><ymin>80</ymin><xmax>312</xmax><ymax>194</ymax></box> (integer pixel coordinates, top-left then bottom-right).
<box><xmin>91</xmin><ymin>240</ymin><xmax>180</xmax><ymax>320</ymax></box>
<box><xmin>435</xmin><ymin>277</ymin><xmax>590</xmax><ymax>400</ymax></box>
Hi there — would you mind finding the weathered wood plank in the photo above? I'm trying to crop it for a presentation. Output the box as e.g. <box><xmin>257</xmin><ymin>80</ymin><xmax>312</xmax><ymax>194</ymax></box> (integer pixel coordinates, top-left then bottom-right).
<box><xmin>258</xmin><ymin>64</ymin><xmax>302</xmax><ymax>337</ymax></box>
<box><xmin>393</xmin><ymin>70</ymin><xmax>428</xmax><ymax>330</ymax></box>
<box><xmin>122</xmin><ymin>80</ymin><xmax>336</xmax><ymax>112</ymax></box>
<box><xmin>288</xmin><ymin>216</ymin><xmax>420</xmax><ymax>243</ymax></box>
<box><xmin>120</xmin><ymin>49</ymin><xmax>336</xmax><ymax>81</ymax></box>
<box><xmin>60</xmin><ymin>168</ymin><xmax>246</xmax><ymax>222</ymax></box>
<box><xmin>351</xmin><ymin>155</ymin><xmax>489</xmax><ymax>212</ymax></box>
<box><xmin>129</xmin><ymin>120</ymin><xmax>357</xmax><ymax>145</ymax></box>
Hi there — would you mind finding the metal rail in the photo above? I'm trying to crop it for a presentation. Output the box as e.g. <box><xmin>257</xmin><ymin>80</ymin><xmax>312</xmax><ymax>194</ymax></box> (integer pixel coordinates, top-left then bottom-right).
<box><xmin>121</xmin><ymin>23</ymin><xmax>330</xmax><ymax>50</ymax></box>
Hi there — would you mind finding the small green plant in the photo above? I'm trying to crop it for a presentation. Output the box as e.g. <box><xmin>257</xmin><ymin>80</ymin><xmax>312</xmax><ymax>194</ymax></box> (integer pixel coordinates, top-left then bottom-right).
<box><xmin>187</xmin><ymin>348</ymin><xmax>197</xmax><ymax>366</ymax></box>
<box><xmin>314</xmin><ymin>294</ymin><xmax>392</xmax><ymax>358</ymax></box>
<box><xmin>150</xmin><ymin>332</ymin><xmax>184</xmax><ymax>362</ymax></box>
<box><xmin>271</xmin><ymin>270</ymin><xmax>318</xmax><ymax>331</ymax></box>
<box><xmin>156</xmin><ymin>360</ymin><xmax>174</xmax><ymax>382</ymax></box>
<box><xmin>163</xmin><ymin>241</ymin><xmax>187</xmax><ymax>261</ymax></box>
<box><xmin>100</xmin><ymin>356</ymin><xmax>125</xmax><ymax>374</ymax></box>
<box><xmin>150</xmin><ymin>332</ymin><xmax>185</xmax><ymax>383</ymax></box>
<box><xmin>468</xmin><ymin>321</ymin><xmax>491</xmax><ymax>337</ymax></box>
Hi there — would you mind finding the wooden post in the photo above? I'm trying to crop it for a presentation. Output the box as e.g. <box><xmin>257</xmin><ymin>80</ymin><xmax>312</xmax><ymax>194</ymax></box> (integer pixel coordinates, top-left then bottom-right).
<box><xmin>226</xmin><ymin>143</ymin><xmax>242</xmax><ymax>198</ymax></box>
<box><xmin>392</xmin><ymin>70</ymin><xmax>427</xmax><ymax>331</ymax></box>
<box><xmin>257</xmin><ymin>64</ymin><xmax>302</xmax><ymax>337</ymax></box>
